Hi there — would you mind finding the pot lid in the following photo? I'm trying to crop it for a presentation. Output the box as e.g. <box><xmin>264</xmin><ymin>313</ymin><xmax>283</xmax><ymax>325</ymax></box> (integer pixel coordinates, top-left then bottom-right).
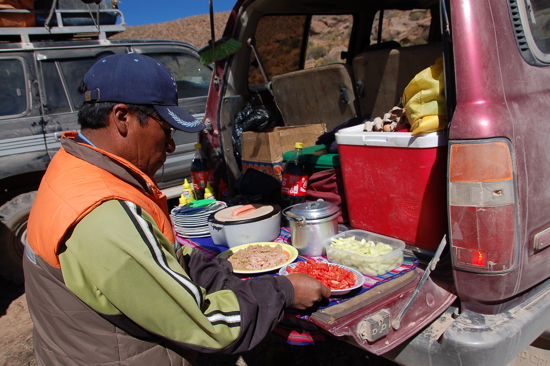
<box><xmin>288</xmin><ymin>200</ymin><xmax>339</xmax><ymax>220</ymax></box>
<box><xmin>210</xmin><ymin>204</ymin><xmax>280</xmax><ymax>224</ymax></box>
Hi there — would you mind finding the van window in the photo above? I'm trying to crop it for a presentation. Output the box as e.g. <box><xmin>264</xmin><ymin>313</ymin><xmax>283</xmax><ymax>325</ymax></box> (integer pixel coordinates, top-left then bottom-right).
<box><xmin>370</xmin><ymin>9</ymin><xmax>431</xmax><ymax>47</ymax></box>
<box><xmin>0</xmin><ymin>59</ymin><xmax>27</xmax><ymax>117</ymax></box>
<box><xmin>248</xmin><ymin>14</ymin><xmax>353</xmax><ymax>86</ymax></box>
<box><xmin>520</xmin><ymin>0</ymin><xmax>550</xmax><ymax>60</ymax></box>
<box><xmin>146</xmin><ymin>53</ymin><xmax>212</xmax><ymax>99</ymax></box>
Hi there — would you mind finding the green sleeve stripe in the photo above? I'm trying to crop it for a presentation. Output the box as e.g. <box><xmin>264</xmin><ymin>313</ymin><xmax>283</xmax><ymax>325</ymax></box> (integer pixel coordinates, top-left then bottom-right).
<box><xmin>120</xmin><ymin>201</ymin><xmax>203</xmax><ymax>307</ymax></box>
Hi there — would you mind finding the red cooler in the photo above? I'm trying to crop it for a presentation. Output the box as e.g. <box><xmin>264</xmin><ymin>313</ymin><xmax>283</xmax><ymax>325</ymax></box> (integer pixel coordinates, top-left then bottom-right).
<box><xmin>335</xmin><ymin>125</ymin><xmax>448</xmax><ymax>252</ymax></box>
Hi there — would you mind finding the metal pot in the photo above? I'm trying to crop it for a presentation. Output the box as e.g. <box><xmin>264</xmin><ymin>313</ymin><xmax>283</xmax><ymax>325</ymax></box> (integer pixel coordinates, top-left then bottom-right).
<box><xmin>208</xmin><ymin>204</ymin><xmax>281</xmax><ymax>247</ymax></box>
<box><xmin>282</xmin><ymin>200</ymin><xmax>339</xmax><ymax>256</ymax></box>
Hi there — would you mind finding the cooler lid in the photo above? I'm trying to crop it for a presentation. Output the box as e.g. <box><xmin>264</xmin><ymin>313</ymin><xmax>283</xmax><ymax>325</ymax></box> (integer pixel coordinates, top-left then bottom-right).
<box><xmin>289</xmin><ymin>200</ymin><xmax>339</xmax><ymax>220</ymax></box>
<box><xmin>335</xmin><ymin>124</ymin><xmax>448</xmax><ymax>148</ymax></box>
<box><xmin>210</xmin><ymin>204</ymin><xmax>280</xmax><ymax>225</ymax></box>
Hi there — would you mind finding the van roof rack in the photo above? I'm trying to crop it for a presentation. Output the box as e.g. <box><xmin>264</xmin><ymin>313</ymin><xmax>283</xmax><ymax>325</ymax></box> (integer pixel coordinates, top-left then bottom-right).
<box><xmin>0</xmin><ymin>6</ymin><xmax>125</xmax><ymax>44</ymax></box>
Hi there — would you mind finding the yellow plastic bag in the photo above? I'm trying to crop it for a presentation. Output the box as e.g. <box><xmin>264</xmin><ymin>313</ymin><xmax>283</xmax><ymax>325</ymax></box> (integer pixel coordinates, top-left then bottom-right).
<box><xmin>402</xmin><ymin>57</ymin><xmax>447</xmax><ymax>135</ymax></box>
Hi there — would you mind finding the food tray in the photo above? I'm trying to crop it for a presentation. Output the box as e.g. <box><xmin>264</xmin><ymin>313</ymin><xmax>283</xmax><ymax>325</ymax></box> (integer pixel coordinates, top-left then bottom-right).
<box><xmin>322</xmin><ymin>229</ymin><xmax>405</xmax><ymax>276</ymax></box>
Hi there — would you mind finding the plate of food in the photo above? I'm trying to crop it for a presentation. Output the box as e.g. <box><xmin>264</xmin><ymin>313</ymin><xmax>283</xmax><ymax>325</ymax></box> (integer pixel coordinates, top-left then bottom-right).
<box><xmin>218</xmin><ymin>243</ymin><xmax>298</xmax><ymax>275</ymax></box>
<box><xmin>279</xmin><ymin>260</ymin><xmax>365</xmax><ymax>296</ymax></box>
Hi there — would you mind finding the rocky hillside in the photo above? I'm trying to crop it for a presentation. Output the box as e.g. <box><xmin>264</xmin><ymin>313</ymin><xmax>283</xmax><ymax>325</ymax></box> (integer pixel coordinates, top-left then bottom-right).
<box><xmin>110</xmin><ymin>9</ymin><xmax>430</xmax><ymax>56</ymax></box>
<box><xmin>110</xmin><ymin>12</ymin><xmax>231</xmax><ymax>50</ymax></box>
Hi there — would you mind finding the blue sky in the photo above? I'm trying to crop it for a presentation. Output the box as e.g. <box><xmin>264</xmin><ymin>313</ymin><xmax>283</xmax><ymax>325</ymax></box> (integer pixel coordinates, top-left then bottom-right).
<box><xmin>118</xmin><ymin>0</ymin><xmax>236</xmax><ymax>27</ymax></box>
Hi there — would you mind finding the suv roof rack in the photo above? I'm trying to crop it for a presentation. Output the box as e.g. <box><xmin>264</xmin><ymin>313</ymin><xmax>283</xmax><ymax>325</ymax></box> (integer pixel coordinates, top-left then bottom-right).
<box><xmin>0</xmin><ymin>6</ymin><xmax>125</xmax><ymax>44</ymax></box>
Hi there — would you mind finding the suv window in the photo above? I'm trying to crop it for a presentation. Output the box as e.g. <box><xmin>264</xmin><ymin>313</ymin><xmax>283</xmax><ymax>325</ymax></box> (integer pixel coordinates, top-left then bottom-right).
<box><xmin>370</xmin><ymin>9</ymin><xmax>431</xmax><ymax>47</ymax></box>
<box><xmin>519</xmin><ymin>0</ymin><xmax>550</xmax><ymax>62</ymax></box>
<box><xmin>41</xmin><ymin>57</ymin><xmax>104</xmax><ymax>114</ymax></box>
<box><xmin>305</xmin><ymin>15</ymin><xmax>353</xmax><ymax>69</ymax></box>
<box><xmin>248</xmin><ymin>14</ymin><xmax>353</xmax><ymax>86</ymax></box>
<box><xmin>248</xmin><ymin>15</ymin><xmax>307</xmax><ymax>86</ymax></box>
<box><xmin>39</xmin><ymin>52</ymin><xmax>211</xmax><ymax>116</ymax></box>
<box><xmin>146</xmin><ymin>53</ymin><xmax>212</xmax><ymax>99</ymax></box>
<box><xmin>0</xmin><ymin>58</ymin><xmax>27</xmax><ymax>117</ymax></box>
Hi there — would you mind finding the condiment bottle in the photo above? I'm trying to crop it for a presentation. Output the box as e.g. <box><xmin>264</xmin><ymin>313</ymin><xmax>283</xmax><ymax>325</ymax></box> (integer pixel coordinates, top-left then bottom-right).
<box><xmin>181</xmin><ymin>178</ymin><xmax>195</xmax><ymax>203</ymax></box>
<box><xmin>178</xmin><ymin>194</ymin><xmax>187</xmax><ymax>206</ymax></box>
<box><xmin>204</xmin><ymin>187</ymin><xmax>215</xmax><ymax>200</ymax></box>
<box><xmin>280</xmin><ymin>142</ymin><xmax>308</xmax><ymax>209</ymax></box>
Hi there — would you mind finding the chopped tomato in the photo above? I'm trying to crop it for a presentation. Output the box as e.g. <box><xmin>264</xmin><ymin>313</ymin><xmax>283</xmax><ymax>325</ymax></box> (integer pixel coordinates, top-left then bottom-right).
<box><xmin>285</xmin><ymin>261</ymin><xmax>359</xmax><ymax>290</ymax></box>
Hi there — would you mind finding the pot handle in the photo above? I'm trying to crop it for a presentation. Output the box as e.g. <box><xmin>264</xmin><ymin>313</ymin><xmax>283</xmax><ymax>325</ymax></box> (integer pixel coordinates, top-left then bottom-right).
<box><xmin>231</xmin><ymin>204</ymin><xmax>257</xmax><ymax>217</ymax></box>
<box><xmin>283</xmin><ymin>209</ymin><xmax>307</xmax><ymax>227</ymax></box>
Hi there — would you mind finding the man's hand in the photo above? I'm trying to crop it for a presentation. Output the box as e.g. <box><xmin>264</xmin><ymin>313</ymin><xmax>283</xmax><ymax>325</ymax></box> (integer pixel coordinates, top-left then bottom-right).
<box><xmin>286</xmin><ymin>273</ymin><xmax>331</xmax><ymax>310</ymax></box>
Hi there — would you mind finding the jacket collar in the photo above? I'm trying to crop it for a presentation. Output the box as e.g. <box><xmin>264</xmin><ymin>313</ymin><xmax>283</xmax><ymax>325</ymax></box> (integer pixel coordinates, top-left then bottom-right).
<box><xmin>60</xmin><ymin>131</ymin><xmax>161</xmax><ymax>197</ymax></box>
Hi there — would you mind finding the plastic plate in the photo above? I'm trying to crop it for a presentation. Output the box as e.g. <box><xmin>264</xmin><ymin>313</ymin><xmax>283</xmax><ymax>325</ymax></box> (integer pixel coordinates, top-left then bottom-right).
<box><xmin>279</xmin><ymin>262</ymin><xmax>365</xmax><ymax>296</ymax></box>
<box><xmin>218</xmin><ymin>243</ymin><xmax>299</xmax><ymax>275</ymax></box>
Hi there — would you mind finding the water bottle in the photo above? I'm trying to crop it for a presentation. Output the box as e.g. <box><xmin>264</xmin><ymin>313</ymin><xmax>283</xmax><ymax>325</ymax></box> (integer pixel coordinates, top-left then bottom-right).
<box><xmin>280</xmin><ymin>142</ymin><xmax>308</xmax><ymax>209</ymax></box>
<box><xmin>191</xmin><ymin>143</ymin><xmax>214</xmax><ymax>200</ymax></box>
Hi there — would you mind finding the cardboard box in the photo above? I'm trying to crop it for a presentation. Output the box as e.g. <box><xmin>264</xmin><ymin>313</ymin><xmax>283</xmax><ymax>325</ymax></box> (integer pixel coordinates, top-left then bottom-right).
<box><xmin>242</xmin><ymin>124</ymin><xmax>326</xmax><ymax>180</ymax></box>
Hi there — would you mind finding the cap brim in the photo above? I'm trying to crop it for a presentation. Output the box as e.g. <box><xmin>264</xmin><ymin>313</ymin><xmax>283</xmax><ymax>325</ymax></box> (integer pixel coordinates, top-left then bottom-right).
<box><xmin>154</xmin><ymin>105</ymin><xmax>205</xmax><ymax>133</ymax></box>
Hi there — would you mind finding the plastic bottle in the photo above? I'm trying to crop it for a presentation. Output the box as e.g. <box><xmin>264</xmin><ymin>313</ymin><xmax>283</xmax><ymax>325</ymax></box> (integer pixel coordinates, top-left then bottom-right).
<box><xmin>191</xmin><ymin>143</ymin><xmax>214</xmax><ymax>200</ymax></box>
<box><xmin>181</xmin><ymin>178</ymin><xmax>195</xmax><ymax>203</ymax></box>
<box><xmin>280</xmin><ymin>142</ymin><xmax>309</xmax><ymax>209</ymax></box>
<box><xmin>206</xmin><ymin>182</ymin><xmax>216</xmax><ymax>198</ymax></box>
<box><xmin>203</xmin><ymin>187</ymin><xmax>215</xmax><ymax>200</ymax></box>
<box><xmin>178</xmin><ymin>194</ymin><xmax>187</xmax><ymax>206</ymax></box>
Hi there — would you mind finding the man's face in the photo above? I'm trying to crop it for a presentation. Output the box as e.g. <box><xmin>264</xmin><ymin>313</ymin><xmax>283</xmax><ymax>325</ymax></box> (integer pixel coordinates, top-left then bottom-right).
<box><xmin>127</xmin><ymin>111</ymin><xmax>176</xmax><ymax>179</ymax></box>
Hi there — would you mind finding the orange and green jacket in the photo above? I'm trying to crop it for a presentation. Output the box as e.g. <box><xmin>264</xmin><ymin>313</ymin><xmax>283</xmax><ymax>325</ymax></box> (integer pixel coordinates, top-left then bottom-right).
<box><xmin>24</xmin><ymin>132</ymin><xmax>294</xmax><ymax>365</ymax></box>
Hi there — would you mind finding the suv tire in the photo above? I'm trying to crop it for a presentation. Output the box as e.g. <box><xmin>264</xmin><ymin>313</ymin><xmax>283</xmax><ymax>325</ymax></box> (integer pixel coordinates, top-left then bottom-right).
<box><xmin>0</xmin><ymin>191</ymin><xmax>36</xmax><ymax>284</ymax></box>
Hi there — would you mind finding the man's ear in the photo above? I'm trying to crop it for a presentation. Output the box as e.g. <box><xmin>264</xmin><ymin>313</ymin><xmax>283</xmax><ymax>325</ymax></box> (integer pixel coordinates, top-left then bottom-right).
<box><xmin>111</xmin><ymin>103</ymin><xmax>131</xmax><ymax>137</ymax></box>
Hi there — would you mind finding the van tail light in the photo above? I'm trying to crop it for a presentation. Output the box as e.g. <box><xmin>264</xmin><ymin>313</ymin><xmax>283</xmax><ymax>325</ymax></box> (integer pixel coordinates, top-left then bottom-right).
<box><xmin>449</xmin><ymin>140</ymin><xmax>519</xmax><ymax>273</ymax></box>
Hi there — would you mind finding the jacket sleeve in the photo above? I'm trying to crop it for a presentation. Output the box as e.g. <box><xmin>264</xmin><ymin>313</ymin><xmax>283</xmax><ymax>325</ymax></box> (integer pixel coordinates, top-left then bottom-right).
<box><xmin>176</xmin><ymin>246</ymin><xmax>245</xmax><ymax>293</ymax></box>
<box><xmin>59</xmin><ymin>199</ymin><xmax>294</xmax><ymax>354</ymax></box>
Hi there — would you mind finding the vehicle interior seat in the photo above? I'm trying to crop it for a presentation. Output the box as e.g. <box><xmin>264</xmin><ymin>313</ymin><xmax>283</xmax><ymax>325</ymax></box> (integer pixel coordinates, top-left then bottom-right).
<box><xmin>352</xmin><ymin>42</ymin><xmax>443</xmax><ymax>119</ymax></box>
<box><xmin>271</xmin><ymin>63</ymin><xmax>360</xmax><ymax>131</ymax></box>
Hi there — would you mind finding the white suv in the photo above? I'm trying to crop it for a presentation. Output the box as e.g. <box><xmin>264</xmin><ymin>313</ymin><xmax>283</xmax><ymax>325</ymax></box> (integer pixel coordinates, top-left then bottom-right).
<box><xmin>0</xmin><ymin>1</ymin><xmax>211</xmax><ymax>283</ymax></box>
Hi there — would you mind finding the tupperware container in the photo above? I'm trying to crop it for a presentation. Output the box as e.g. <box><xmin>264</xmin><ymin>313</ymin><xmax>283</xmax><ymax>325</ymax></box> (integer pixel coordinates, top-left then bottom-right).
<box><xmin>322</xmin><ymin>229</ymin><xmax>405</xmax><ymax>276</ymax></box>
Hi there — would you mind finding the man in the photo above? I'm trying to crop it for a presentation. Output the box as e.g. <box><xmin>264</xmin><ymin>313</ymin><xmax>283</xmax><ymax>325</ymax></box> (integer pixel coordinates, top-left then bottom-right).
<box><xmin>23</xmin><ymin>53</ymin><xmax>330</xmax><ymax>365</ymax></box>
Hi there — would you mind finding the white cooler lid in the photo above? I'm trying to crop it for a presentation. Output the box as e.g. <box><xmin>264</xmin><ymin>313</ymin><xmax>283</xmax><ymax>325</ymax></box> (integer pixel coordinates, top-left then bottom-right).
<box><xmin>335</xmin><ymin>124</ymin><xmax>448</xmax><ymax>148</ymax></box>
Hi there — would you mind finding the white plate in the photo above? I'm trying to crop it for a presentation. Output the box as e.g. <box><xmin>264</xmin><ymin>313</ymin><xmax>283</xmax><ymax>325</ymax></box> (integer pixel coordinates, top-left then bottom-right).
<box><xmin>279</xmin><ymin>262</ymin><xmax>365</xmax><ymax>296</ymax></box>
<box><xmin>217</xmin><ymin>243</ymin><xmax>299</xmax><ymax>275</ymax></box>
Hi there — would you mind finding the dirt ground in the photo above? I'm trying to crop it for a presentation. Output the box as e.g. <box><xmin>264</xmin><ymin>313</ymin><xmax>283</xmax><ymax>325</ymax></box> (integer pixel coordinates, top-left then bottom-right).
<box><xmin>0</xmin><ymin>275</ymin><xmax>396</xmax><ymax>366</ymax></box>
<box><xmin>0</xmin><ymin>277</ymin><xmax>34</xmax><ymax>366</ymax></box>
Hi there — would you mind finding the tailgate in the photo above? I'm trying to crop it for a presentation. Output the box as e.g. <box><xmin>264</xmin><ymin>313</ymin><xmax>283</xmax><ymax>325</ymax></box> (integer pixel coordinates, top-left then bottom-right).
<box><xmin>310</xmin><ymin>267</ymin><xmax>456</xmax><ymax>355</ymax></box>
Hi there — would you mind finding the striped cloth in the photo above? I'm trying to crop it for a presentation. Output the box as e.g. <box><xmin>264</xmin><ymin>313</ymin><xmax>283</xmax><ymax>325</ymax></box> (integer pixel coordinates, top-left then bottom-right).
<box><xmin>176</xmin><ymin>227</ymin><xmax>418</xmax><ymax>345</ymax></box>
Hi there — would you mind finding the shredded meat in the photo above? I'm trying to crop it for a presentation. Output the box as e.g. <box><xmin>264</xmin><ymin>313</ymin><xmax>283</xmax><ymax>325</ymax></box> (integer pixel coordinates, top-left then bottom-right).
<box><xmin>228</xmin><ymin>244</ymin><xmax>288</xmax><ymax>271</ymax></box>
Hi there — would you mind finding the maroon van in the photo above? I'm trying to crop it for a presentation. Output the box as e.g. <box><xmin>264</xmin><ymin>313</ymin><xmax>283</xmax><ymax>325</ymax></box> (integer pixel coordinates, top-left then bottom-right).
<box><xmin>200</xmin><ymin>0</ymin><xmax>550</xmax><ymax>364</ymax></box>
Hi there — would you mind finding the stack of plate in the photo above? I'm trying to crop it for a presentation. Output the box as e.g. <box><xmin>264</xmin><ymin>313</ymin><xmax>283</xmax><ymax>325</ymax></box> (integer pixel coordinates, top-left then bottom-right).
<box><xmin>171</xmin><ymin>201</ymin><xmax>227</xmax><ymax>238</ymax></box>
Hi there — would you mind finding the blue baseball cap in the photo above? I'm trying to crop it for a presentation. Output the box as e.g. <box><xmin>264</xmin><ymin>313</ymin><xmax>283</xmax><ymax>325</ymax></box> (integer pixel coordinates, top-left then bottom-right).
<box><xmin>82</xmin><ymin>53</ymin><xmax>205</xmax><ymax>133</ymax></box>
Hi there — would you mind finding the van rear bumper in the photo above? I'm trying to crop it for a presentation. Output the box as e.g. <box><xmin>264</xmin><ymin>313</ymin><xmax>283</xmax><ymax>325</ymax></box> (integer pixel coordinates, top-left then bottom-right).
<box><xmin>387</xmin><ymin>277</ymin><xmax>550</xmax><ymax>366</ymax></box>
